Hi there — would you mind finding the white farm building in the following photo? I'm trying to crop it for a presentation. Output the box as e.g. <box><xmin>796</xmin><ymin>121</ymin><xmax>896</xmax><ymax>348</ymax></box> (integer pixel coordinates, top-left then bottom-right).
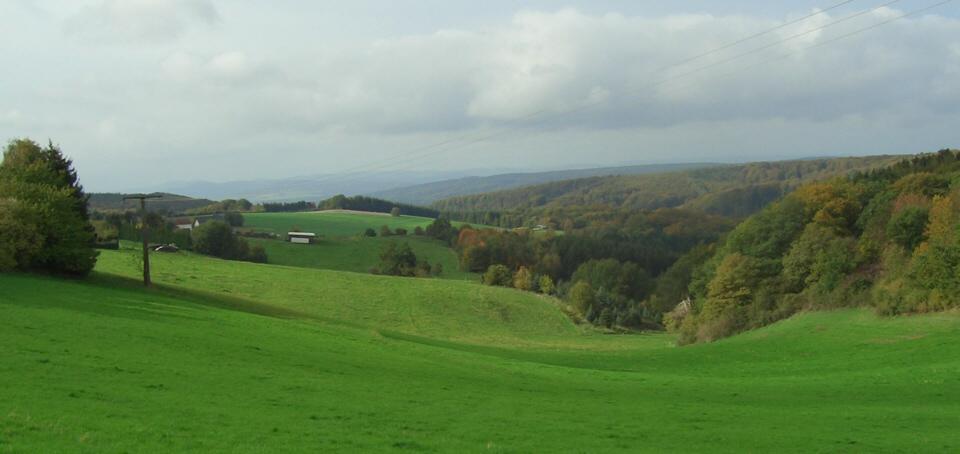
<box><xmin>287</xmin><ymin>232</ymin><xmax>317</xmax><ymax>244</ymax></box>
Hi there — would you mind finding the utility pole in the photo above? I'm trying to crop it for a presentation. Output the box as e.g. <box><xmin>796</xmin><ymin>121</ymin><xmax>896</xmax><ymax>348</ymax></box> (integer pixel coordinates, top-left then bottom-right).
<box><xmin>123</xmin><ymin>194</ymin><xmax>162</xmax><ymax>286</ymax></box>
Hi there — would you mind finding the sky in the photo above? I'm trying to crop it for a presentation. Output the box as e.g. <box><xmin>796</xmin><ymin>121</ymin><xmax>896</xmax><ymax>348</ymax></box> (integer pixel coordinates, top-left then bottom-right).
<box><xmin>1</xmin><ymin>0</ymin><xmax>959</xmax><ymax>192</ymax></box>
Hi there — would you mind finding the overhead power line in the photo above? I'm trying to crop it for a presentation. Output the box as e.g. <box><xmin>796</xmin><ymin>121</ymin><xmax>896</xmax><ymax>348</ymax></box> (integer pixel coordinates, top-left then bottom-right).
<box><xmin>656</xmin><ymin>0</ymin><xmax>904</xmax><ymax>84</ymax></box>
<box><xmin>657</xmin><ymin>0</ymin><xmax>861</xmax><ymax>73</ymax></box>
<box><xmin>313</xmin><ymin>0</ymin><xmax>952</xmax><ymax>187</ymax></box>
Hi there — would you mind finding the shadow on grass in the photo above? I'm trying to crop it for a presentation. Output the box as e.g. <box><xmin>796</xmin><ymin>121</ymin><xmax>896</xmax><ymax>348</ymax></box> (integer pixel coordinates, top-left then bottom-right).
<box><xmin>87</xmin><ymin>272</ymin><xmax>311</xmax><ymax>320</ymax></box>
<box><xmin>87</xmin><ymin>272</ymin><xmax>377</xmax><ymax>332</ymax></box>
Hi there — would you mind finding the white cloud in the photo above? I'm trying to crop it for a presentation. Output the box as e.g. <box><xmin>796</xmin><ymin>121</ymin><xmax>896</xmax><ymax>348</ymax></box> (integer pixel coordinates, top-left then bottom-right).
<box><xmin>64</xmin><ymin>0</ymin><xmax>219</xmax><ymax>44</ymax></box>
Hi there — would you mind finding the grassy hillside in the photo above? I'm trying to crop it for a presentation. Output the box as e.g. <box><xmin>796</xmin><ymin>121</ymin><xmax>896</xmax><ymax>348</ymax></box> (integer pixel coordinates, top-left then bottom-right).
<box><xmin>3</xmin><ymin>269</ymin><xmax>958</xmax><ymax>452</ymax></box>
<box><xmin>95</xmin><ymin>247</ymin><xmax>574</xmax><ymax>346</ymax></box>
<box><xmin>246</xmin><ymin>236</ymin><xmax>474</xmax><ymax>280</ymax></box>
<box><xmin>433</xmin><ymin>155</ymin><xmax>902</xmax><ymax>218</ymax></box>
<box><xmin>370</xmin><ymin>163</ymin><xmax>717</xmax><ymax>206</ymax></box>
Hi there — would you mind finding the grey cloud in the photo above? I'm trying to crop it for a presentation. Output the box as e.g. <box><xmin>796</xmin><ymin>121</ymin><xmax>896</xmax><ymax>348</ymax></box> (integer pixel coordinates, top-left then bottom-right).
<box><xmin>3</xmin><ymin>3</ymin><xmax>958</xmax><ymax>190</ymax></box>
<box><xmin>267</xmin><ymin>8</ymin><xmax>960</xmax><ymax>134</ymax></box>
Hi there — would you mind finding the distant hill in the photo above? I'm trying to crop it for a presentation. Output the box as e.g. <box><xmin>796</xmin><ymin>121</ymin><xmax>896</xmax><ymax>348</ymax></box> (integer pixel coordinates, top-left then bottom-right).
<box><xmin>88</xmin><ymin>193</ymin><xmax>215</xmax><ymax>213</ymax></box>
<box><xmin>149</xmin><ymin>170</ymin><xmax>485</xmax><ymax>203</ymax></box>
<box><xmin>369</xmin><ymin>163</ymin><xmax>718</xmax><ymax>205</ymax></box>
<box><xmin>432</xmin><ymin>155</ymin><xmax>904</xmax><ymax>219</ymax></box>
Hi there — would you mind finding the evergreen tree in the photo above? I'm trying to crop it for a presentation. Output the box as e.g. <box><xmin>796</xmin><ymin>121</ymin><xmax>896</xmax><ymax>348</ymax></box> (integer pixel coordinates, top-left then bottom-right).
<box><xmin>0</xmin><ymin>139</ymin><xmax>97</xmax><ymax>275</ymax></box>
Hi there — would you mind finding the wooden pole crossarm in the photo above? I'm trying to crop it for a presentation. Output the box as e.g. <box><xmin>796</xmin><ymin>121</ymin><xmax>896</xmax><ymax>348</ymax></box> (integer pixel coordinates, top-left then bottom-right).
<box><xmin>123</xmin><ymin>194</ymin><xmax>163</xmax><ymax>287</ymax></box>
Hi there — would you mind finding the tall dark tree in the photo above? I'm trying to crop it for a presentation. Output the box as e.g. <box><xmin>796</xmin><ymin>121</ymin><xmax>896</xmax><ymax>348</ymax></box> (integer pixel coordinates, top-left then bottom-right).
<box><xmin>0</xmin><ymin>139</ymin><xmax>97</xmax><ymax>275</ymax></box>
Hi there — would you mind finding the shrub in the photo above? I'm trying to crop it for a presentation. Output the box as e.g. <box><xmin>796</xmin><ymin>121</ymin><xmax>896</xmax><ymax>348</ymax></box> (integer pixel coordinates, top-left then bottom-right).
<box><xmin>377</xmin><ymin>242</ymin><xmax>417</xmax><ymax>276</ymax></box>
<box><xmin>192</xmin><ymin>221</ymin><xmax>266</xmax><ymax>263</ymax></box>
<box><xmin>482</xmin><ymin>264</ymin><xmax>512</xmax><ymax>287</ymax></box>
<box><xmin>538</xmin><ymin>275</ymin><xmax>556</xmax><ymax>295</ymax></box>
<box><xmin>248</xmin><ymin>245</ymin><xmax>268</xmax><ymax>264</ymax></box>
<box><xmin>413</xmin><ymin>226</ymin><xmax>424</xmax><ymax>236</ymax></box>
<box><xmin>425</xmin><ymin>218</ymin><xmax>457</xmax><ymax>244</ymax></box>
<box><xmin>379</xmin><ymin>225</ymin><xmax>393</xmax><ymax>237</ymax></box>
<box><xmin>395</xmin><ymin>228</ymin><xmax>408</xmax><ymax>236</ymax></box>
<box><xmin>390</xmin><ymin>207</ymin><xmax>401</xmax><ymax>217</ymax></box>
<box><xmin>513</xmin><ymin>266</ymin><xmax>534</xmax><ymax>291</ymax></box>
<box><xmin>364</xmin><ymin>228</ymin><xmax>377</xmax><ymax>237</ymax></box>
<box><xmin>415</xmin><ymin>260</ymin><xmax>432</xmax><ymax>278</ymax></box>
<box><xmin>193</xmin><ymin>222</ymin><xmax>241</xmax><ymax>259</ymax></box>
<box><xmin>431</xmin><ymin>262</ymin><xmax>443</xmax><ymax>277</ymax></box>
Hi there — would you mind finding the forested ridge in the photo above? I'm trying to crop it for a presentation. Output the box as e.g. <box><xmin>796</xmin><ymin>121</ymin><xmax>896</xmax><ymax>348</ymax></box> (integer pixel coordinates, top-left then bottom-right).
<box><xmin>434</xmin><ymin>155</ymin><xmax>901</xmax><ymax>225</ymax></box>
<box><xmin>673</xmin><ymin>149</ymin><xmax>960</xmax><ymax>343</ymax></box>
<box><xmin>89</xmin><ymin>193</ymin><xmax>215</xmax><ymax>213</ymax></box>
<box><xmin>370</xmin><ymin>162</ymin><xmax>716</xmax><ymax>205</ymax></box>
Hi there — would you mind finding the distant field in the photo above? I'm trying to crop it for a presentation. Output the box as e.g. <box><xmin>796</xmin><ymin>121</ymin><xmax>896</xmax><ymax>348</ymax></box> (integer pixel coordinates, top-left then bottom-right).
<box><xmin>244</xmin><ymin>211</ymin><xmax>441</xmax><ymax>237</ymax></box>
<box><xmin>241</xmin><ymin>211</ymin><xmax>481</xmax><ymax>279</ymax></box>
<box><xmin>247</xmin><ymin>236</ymin><xmax>475</xmax><ymax>280</ymax></box>
<box><xmin>3</xmin><ymin>261</ymin><xmax>958</xmax><ymax>451</ymax></box>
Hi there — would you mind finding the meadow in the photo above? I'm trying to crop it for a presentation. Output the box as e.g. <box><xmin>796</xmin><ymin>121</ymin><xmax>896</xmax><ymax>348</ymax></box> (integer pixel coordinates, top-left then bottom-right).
<box><xmin>2</xmin><ymin>247</ymin><xmax>959</xmax><ymax>452</ymax></box>
<box><xmin>243</xmin><ymin>211</ymin><xmax>481</xmax><ymax>238</ymax></box>
<box><xmin>246</xmin><ymin>236</ymin><xmax>474</xmax><ymax>281</ymax></box>
<box><xmin>241</xmin><ymin>211</ymin><xmax>481</xmax><ymax>279</ymax></box>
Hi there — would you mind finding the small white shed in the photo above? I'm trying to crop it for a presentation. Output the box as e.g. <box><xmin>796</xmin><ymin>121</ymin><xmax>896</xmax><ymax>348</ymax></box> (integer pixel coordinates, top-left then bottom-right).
<box><xmin>287</xmin><ymin>232</ymin><xmax>317</xmax><ymax>244</ymax></box>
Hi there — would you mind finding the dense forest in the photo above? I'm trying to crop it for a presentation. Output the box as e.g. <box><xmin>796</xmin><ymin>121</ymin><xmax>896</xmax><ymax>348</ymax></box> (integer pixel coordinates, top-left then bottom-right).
<box><xmin>417</xmin><ymin>207</ymin><xmax>733</xmax><ymax>328</ymax></box>
<box><xmin>672</xmin><ymin>149</ymin><xmax>960</xmax><ymax>343</ymax></box>
<box><xmin>434</xmin><ymin>156</ymin><xmax>900</xmax><ymax>227</ymax></box>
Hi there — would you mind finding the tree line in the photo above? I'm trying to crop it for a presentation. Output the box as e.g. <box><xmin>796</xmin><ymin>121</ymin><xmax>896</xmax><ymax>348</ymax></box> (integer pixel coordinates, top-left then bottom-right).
<box><xmin>319</xmin><ymin>194</ymin><xmax>440</xmax><ymax>218</ymax></box>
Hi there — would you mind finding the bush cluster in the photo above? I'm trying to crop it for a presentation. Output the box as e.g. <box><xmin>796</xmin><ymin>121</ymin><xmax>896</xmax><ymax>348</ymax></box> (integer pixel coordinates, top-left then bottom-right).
<box><xmin>193</xmin><ymin>221</ymin><xmax>267</xmax><ymax>264</ymax></box>
<box><xmin>372</xmin><ymin>242</ymin><xmax>442</xmax><ymax>278</ymax></box>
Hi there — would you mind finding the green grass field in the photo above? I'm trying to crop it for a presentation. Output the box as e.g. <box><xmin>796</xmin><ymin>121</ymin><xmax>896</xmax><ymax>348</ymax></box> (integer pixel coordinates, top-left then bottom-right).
<box><xmin>3</xmin><ymin>249</ymin><xmax>959</xmax><ymax>451</ymax></box>
<box><xmin>246</xmin><ymin>236</ymin><xmax>474</xmax><ymax>281</ymax></box>
<box><xmin>244</xmin><ymin>211</ymin><xmax>473</xmax><ymax>238</ymax></box>
<box><xmin>241</xmin><ymin>211</ymin><xmax>480</xmax><ymax>279</ymax></box>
